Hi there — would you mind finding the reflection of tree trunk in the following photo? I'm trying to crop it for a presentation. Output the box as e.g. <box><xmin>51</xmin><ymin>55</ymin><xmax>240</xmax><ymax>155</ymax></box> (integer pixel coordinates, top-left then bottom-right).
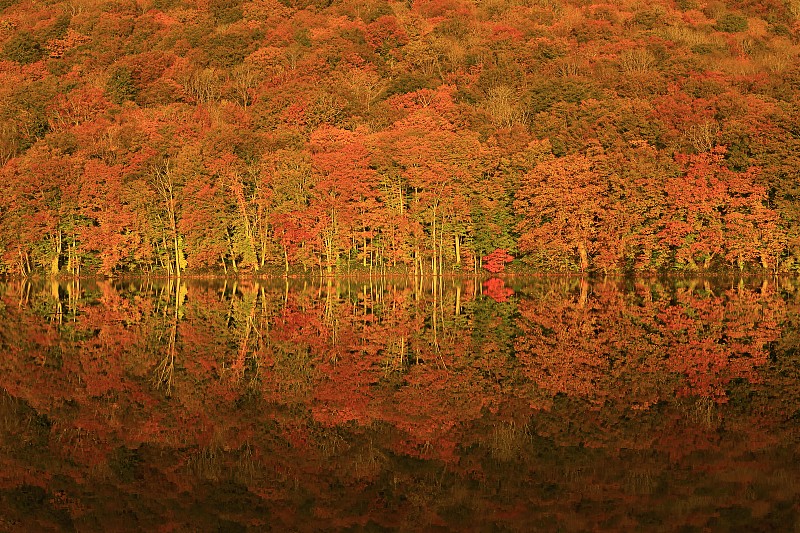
<box><xmin>157</xmin><ymin>321</ymin><xmax>176</xmax><ymax>397</ymax></box>
<box><xmin>50</xmin><ymin>279</ymin><xmax>63</xmax><ymax>324</ymax></box>
<box><xmin>17</xmin><ymin>279</ymin><xmax>31</xmax><ymax>307</ymax></box>
<box><xmin>154</xmin><ymin>281</ymin><xmax>183</xmax><ymax>396</ymax></box>
<box><xmin>66</xmin><ymin>277</ymin><xmax>80</xmax><ymax>316</ymax></box>
<box><xmin>430</xmin><ymin>276</ymin><xmax>447</xmax><ymax>369</ymax></box>
<box><xmin>324</xmin><ymin>277</ymin><xmax>339</xmax><ymax>346</ymax></box>
<box><xmin>233</xmin><ymin>296</ymin><xmax>256</xmax><ymax>379</ymax></box>
<box><xmin>578</xmin><ymin>278</ymin><xmax>589</xmax><ymax>308</ymax></box>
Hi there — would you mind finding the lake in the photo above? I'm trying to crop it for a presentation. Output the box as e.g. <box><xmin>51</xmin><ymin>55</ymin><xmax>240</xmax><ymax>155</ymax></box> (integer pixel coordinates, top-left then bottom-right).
<box><xmin>1</xmin><ymin>276</ymin><xmax>799</xmax><ymax>531</ymax></box>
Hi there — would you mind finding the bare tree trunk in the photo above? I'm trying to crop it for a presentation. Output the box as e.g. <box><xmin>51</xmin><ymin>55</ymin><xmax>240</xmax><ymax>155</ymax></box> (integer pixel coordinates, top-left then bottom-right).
<box><xmin>50</xmin><ymin>229</ymin><xmax>62</xmax><ymax>276</ymax></box>
<box><xmin>154</xmin><ymin>160</ymin><xmax>182</xmax><ymax>278</ymax></box>
<box><xmin>578</xmin><ymin>241</ymin><xmax>589</xmax><ymax>272</ymax></box>
<box><xmin>431</xmin><ymin>203</ymin><xmax>437</xmax><ymax>276</ymax></box>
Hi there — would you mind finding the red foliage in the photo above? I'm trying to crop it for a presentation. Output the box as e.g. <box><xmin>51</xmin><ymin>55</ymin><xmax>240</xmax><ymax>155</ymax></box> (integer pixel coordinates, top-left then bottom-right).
<box><xmin>482</xmin><ymin>248</ymin><xmax>513</xmax><ymax>273</ymax></box>
<box><xmin>483</xmin><ymin>277</ymin><xmax>513</xmax><ymax>302</ymax></box>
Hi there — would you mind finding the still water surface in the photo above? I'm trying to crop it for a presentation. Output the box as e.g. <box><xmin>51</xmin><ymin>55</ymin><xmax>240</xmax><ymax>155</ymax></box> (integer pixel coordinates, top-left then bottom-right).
<box><xmin>1</xmin><ymin>276</ymin><xmax>799</xmax><ymax>531</ymax></box>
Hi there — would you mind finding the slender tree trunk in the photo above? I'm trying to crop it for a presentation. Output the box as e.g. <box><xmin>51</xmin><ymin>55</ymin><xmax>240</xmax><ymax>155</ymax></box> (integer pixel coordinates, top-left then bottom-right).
<box><xmin>173</xmin><ymin>232</ymin><xmax>181</xmax><ymax>278</ymax></box>
<box><xmin>439</xmin><ymin>226</ymin><xmax>444</xmax><ymax>275</ymax></box>
<box><xmin>17</xmin><ymin>250</ymin><xmax>23</xmax><ymax>277</ymax></box>
<box><xmin>260</xmin><ymin>221</ymin><xmax>269</xmax><ymax>268</ymax></box>
<box><xmin>578</xmin><ymin>241</ymin><xmax>589</xmax><ymax>272</ymax></box>
<box><xmin>155</xmin><ymin>161</ymin><xmax>182</xmax><ymax>278</ymax></box>
<box><xmin>399</xmin><ymin>185</ymin><xmax>404</xmax><ymax>215</ymax></box>
<box><xmin>233</xmin><ymin>184</ymin><xmax>258</xmax><ymax>267</ymax></box>
<box><xmin>431</xmin><ymin>203</ymin><xmax>437</xmax><ymax>276</ymax></box>
<box><xmin>50</xmin><ymin>229</ymin><xmax>62</xmax><ymax>276</ymax></box>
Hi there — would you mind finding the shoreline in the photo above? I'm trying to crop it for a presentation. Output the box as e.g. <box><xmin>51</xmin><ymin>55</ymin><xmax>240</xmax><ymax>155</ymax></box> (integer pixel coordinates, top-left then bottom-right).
<box><xmin>2</xmin><ymin>270</ymin><xmax>786</xmax><ymax>283</ymax></box>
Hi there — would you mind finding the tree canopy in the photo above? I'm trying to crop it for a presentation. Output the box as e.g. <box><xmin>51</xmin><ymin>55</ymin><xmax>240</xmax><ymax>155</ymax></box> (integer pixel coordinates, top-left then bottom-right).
<box><xmin>1</xmin><ymin>0</ymin><xmax>799</xmax><ymax>275</ymax></box>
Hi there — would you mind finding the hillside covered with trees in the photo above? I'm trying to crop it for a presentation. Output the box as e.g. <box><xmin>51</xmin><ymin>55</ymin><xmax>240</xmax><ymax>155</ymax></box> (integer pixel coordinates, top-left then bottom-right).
<box><xmin>1</xmin><ymin>0</ymin><xmax>799</xmax><ymax>275</ymax></box>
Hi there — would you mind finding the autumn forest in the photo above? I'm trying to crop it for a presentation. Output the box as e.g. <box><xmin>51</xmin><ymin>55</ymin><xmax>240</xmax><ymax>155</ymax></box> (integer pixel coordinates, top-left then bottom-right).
<box><xmin>2</xmin><ymin>0</ymin><xmax>800</xmax><ymax>276</ymax></box>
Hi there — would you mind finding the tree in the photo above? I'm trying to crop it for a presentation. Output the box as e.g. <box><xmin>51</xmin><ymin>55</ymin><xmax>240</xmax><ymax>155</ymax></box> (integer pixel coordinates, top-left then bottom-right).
<box><xmin>309</xmin><ymin>126</ymin><xmax>379</xmax><ymax>273</ymax></box>
<box><xmin>482</xmin><ymin>249</ymin><xmax>513</xmax><ymax>273</ymax></box>
<box><xmin>514</xmin><ymin>142</ymin><xmax>613</xmax><ymax>272</ymax></box>
<box><xmin>0</xmin><ymin>144</ymin><xmax>82</xmax><ymax>276</ymax></box>
<box><xmin>656</xmin><ymin>147</ymin><xmax>783</xmax><ymax>271</ymax></box>
<box><xmin>78</xmin><ymin>160</ymin><xmax>142</xmax><ymax>275</ymax></box>
<box><xmin>149</xmin><ymin>158</ymin><xmax>185</xmax><ymax>277</ymax></box>
<box><xmin>378</xmin><ymin>88</ymin><xmax>485</xmax><ymax>275</ymax></box>
<box><xmin>265</xmin><ymin>148</ymin><xmax>315</xmax><ymax>273</ymax></box>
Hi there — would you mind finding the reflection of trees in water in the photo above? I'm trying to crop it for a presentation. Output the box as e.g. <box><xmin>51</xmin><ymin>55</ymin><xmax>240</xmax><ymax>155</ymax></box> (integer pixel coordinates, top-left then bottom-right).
<box><xmin>515</xmin><ymin>277</ymin><xmax>784</xmax><ymax>406</ymax></box>
<box><xmin>151</xmin><ymin>279</ymin><xmax>184</xmax><ymax>397</ymax></box>
<box><xmin>0</xmin><ymin>277</ymin><xmax>799</xmax><ymax>530</ymax></box>
<box><xmin>489</xmin><ymin>421</ymin><xmax>531</xmax><ymax>462</ymax></box>
<box><xmin>0</xmin><ymin>276</ymin><xmax>790</xmax><ymax>401</ymax></box>
<box><xmin>0</xmin><ymin>276</ymin><xmax>790</xmax><ymax>409</ymax></box>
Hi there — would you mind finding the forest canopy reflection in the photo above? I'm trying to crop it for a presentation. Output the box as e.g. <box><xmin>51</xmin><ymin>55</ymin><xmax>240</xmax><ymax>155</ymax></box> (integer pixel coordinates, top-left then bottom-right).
<box><xmin>1</xmin><ymin>276</ymin><xmax>799</xmax><ymax>531</ymax></box>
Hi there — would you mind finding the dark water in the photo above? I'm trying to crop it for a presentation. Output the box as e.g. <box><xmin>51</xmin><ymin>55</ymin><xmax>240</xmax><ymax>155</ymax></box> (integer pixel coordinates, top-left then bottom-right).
<box><xmin>1</xmin><ymin>276</ymin><xmax>799</xmax><ymax>531</ymax></box>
